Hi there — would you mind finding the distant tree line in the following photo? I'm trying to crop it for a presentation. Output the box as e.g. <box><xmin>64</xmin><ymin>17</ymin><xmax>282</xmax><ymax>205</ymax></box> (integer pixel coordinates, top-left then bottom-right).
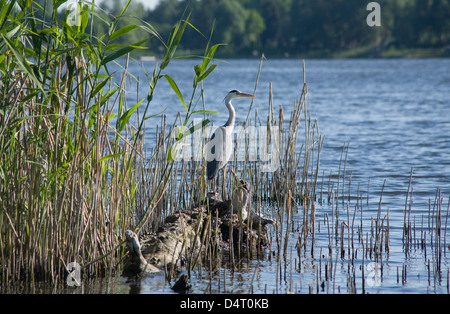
<box><xmin>53</xmin><ymin>0</ymin><xmax>450</xmax><ymax>57</ymax></box>
<box><xmin>111</xmin><ymin>0</ymin><xmax>450</xmax><ymax>57</ymax></box>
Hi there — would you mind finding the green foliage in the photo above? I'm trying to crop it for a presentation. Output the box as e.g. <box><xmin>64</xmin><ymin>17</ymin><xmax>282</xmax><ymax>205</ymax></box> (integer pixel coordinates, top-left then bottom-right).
<box><xmin>139</xmin><ymin>0</ymin><xmax>450</xmax><ymax>57</ymax></box>
<box><xmin>0</xmin><ymin>0</ymin><xmax>219</xmax><ymax>283</ymax></box>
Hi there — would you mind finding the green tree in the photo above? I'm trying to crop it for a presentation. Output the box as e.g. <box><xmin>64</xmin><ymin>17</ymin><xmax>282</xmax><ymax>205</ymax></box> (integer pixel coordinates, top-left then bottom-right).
<box><xmin>95</xmin><ymin>0</ymin><xmax>151</xmax><ymax>49</ymax></box>
<box><xmin>89</xmin><ymin>0</ymin><xmax>450</xmax><ymax>57</ymax></box>
<box><xmin>145</xmin><ymin>0</ymin><xmax>183</xmax><ymax>40</ymax></box>
<box><xmin>259</xmin><ymin>0</ymin><xmax>282</xmax><ymax>48</ymax></box>
<box><xmin>411</xmin><ymin>0</ymin><xmax>450</xmax><ymax>47</ymax></box>
<box><xmin>190</xmin><ymin>0</ymin><xmax>218</xmax><ymax>48</ymax></box>
<box><xmin>245</xmin><ymin>10</ymin><xmax>266</xmax><ymax>48</ymax></box>
<box><xmin>290</xmin><ymin>0</ymin><xmax>376</xmax><ymax>52</ymax></box>
<box><xmin>215</xmin><ymin>0</ymin><xmax>248</xmax><ymax>52</ymax></box>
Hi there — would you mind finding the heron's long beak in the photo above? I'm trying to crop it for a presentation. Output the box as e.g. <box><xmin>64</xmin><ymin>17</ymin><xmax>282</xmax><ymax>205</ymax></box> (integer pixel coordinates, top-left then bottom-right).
<box><xmin>238</xmin><ymin>92</ymin><xmax>255</xmax><ymax>98</ymax></box>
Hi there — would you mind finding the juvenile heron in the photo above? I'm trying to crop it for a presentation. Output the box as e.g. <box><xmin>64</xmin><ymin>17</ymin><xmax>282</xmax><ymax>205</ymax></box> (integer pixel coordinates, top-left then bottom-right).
<box><xmin>206</xmin><ymin>90</ymin><xmax>255</xmax><ymax>191</ymax></box>
<box><xmin>230</xmin><ymin>169</ymin><xmax>276</xmax><ymax>228</ymax></box>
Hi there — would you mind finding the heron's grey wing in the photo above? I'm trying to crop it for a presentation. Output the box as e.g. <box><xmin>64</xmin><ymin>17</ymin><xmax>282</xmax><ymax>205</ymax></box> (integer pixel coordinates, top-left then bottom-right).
<box><xmin>207</xmin><ymin>131</ymin><xmax>219</xmax><ymax>180</ymax></box>
<box><xmin>206</xmin><ymin>127</ymin><xmax>228</xmax><ymax>180</ymax></box>
<box><xmin>207</xmin><ymin>159</ymin><xmax>219</xmax><ymax>180</ymax></box>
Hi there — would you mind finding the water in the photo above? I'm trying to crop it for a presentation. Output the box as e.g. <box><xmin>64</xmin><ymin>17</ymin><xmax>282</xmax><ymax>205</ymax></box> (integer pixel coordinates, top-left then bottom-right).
<box><xmin>127</xmin><ymin>58</ymin><xmax>450</xmax><ymax>197</ymax></box>
<box><xmin>88</xmin><ymin>59</ymin><xmax>450</xmax><ymax>293</ymax></box>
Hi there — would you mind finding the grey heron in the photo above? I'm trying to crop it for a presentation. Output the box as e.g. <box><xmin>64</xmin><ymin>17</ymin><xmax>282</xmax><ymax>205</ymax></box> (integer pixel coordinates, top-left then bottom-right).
<box><xmin>206</xmin><ymin>90</ymin><xmax>255</xmax><ymax>191</ymax></box>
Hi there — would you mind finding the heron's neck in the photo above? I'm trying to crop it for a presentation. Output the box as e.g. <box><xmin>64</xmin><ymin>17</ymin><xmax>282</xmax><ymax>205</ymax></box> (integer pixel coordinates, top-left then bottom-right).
<box><xmin>224</xmin><ymin>99</ymin><xmax>235</xmax><ymax>130</ymax></box>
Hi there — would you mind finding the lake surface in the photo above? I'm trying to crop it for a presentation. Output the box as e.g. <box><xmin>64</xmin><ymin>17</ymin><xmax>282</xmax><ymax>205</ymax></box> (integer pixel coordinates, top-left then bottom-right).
<box><xmin>130</xmin><ymin>58</ymin><xmax>450</xmax><ymax>200</ymax></box>
<box><xmin>105</xmin><ymin>58</ymin><xmax>450</xmax><ymax>294</ymax></box>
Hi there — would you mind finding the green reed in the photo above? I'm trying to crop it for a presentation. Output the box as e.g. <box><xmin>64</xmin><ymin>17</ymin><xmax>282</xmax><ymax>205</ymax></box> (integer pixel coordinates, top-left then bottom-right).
<box><xmin>0</xmin><ymin>0</ymin><xmax>218</xmax><ymax>284</ymax></box>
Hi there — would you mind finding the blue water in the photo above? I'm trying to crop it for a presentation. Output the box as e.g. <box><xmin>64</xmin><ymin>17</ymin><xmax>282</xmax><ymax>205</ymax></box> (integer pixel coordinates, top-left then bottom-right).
<box><xmin>127</xmin><ymin>58</ymin><xmax>450</xmax><ymax>193</ymax></box>
<box><xmin>110</xmin><ymin>58</ymin><xmax>450</xmax><ymax>294</ymax></box>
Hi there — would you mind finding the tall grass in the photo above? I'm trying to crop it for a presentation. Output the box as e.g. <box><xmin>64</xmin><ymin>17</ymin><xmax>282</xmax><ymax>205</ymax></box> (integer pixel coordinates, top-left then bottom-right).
<box><xmin>0</xmin><ymin>0</ymin><xmax>217</xmax><ymax>284</ymax></box>
<box><xmin>0</xmin><ymin>0</ymin><xmax>324</xmax><ymax>289</ymax></box>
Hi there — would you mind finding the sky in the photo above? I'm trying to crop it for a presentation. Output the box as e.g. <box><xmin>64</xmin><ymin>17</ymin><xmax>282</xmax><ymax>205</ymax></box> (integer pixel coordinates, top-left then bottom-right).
<box><xmin>138</xmin><ymin>0</ymin><xmax>160</xmax><ymax>10</ymax></box>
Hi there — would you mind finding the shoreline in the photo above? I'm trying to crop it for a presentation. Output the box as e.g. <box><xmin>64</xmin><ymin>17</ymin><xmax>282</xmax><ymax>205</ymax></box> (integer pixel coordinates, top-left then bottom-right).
<box><xmin>134</xmin><ymin>46</ymin><xmax>450</xmax><ymax>61</ymax></box>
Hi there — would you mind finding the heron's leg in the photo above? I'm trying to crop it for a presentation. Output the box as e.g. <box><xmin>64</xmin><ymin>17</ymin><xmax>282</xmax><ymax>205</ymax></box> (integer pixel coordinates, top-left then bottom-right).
<box><xmin>222</xmin><ymin>164</ymin><xmax>227</xmax><ymax>199</ymax></box>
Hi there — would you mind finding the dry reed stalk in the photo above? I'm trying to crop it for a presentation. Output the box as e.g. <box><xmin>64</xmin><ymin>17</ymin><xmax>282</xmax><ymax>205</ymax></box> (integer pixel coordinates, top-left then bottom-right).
<box><xmin>340</xmin><ymin>222</ymin><xmax>346</xmax><ymax>259</ymax></box>
<box><xmin>283</xmin><ymin>191</ymin><xmax>292</xmax><ymax>258</ymax></box>
<box><xmin>403</xmin><ymin>167</ymin><xmax>414</xmax><ymax>248</ymax></box>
